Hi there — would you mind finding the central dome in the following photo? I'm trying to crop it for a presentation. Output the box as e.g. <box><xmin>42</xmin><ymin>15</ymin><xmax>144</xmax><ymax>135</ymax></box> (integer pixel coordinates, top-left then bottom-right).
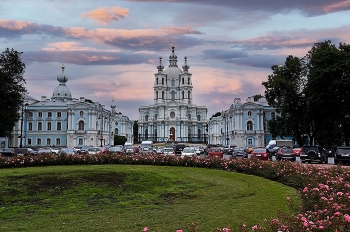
<box><xmin>163</xmin><ymin>46</ymin><xmax>183</xmax><ymax>78</ymax></box>
<box><xmin>52</xmin><ymin>64</ymin><xmax>73</xmax><ymax>101</ymax></box>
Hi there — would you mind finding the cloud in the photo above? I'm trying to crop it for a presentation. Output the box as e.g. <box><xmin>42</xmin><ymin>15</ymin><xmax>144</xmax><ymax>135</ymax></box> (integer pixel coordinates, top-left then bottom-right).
<box><xmin>128</xmin><ymin>0</ymin><xmax>350</xmax><ymax>16</ymax></box>
<box><xmin>81</xmin><ymin>6</ymin><xmax>129</xmax><ymax>25</ymax></box>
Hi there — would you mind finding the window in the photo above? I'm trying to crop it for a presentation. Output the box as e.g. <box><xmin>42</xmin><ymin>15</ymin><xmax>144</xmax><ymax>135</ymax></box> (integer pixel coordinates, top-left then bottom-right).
<box><xmin>28</xmin><ymin>112</ymin><xmax>33</xmax><ymax>118</ymax></box>
<box><xmin>66</xmin><ymin>122</ymin><xmax>68</xmax><ymax>130</ymax></box>
<box><xmin>248</xmin><ymin>138</ymin><xmax>253</xmax><ymax>146</ymax></box>
<box><xmin>80</xmin><ymin>111</ymin><xmax>84</xmax><ymax>117</ymax></box>
<box><xmin>182</xmin><ymin>78</ymin><xmax>184</xmax><ymax>84</ymax></box>
<box><xmin>78</xmin><ymin>121</ymin><xmax>84</xmax><ymax>130</ymax></box>
<box><xmin>248</xmin><ymin>111</ymin><xmax>252</xmax><ymax>116</ymax></box>
<box><xmin>38</xmin><ymin>122</ymin><xmax>42</xmax><ymax>131</ymax></box>
<box><xmin>38</xmin><ymin>112</ymin><xmax>42</xmax><ymax>118</ymax></box>
<box><xmin>57</xmin><ymin>112</ymin><xmax>61</xmax><ymax>118</ymax></box>
<box><xmin>263</xmin><ymin>122</ymin><xmax>266</xmax><ymax>131</ymax></box>
<box><xmin>197</xmin><ymin>115</ymin><xmax>201</xmax><ymax>121</ymax></box>
<box><xmin>156</xmin><ymin>91</ymin><xmax>158</xmax><ymax>99</ymax></box>
<box><xmin>171</xmin><ymin>79</ymin><xmax>175</xmax><ymax>86</ymax></box>
<box><xmin>171</xmin><ymin>91</ymin><xmax>175</xmax><ymax>100</ymax></box>
<box><xmin>145</xmin><ymin>115</ymin><xmax>149</xmax><ymax>121</ymax></box>
<box><xmin>47</xmin><ymin>122</ymin><xmax>52</xmax><ymax>131</ymax></box>
<box><xmin>162</xmin><ymin>78</ymin><xmax>164</xmax><ymax>84</ymax></box>
<box><xmin>182</xmin><ymin>91</ymin><xmax>184</xmax><ymax>99</ymax></box>
<box><xmin>156</xmin><ymin>78</ymin><xmax>158</xmax><ymax>84</ymax></box>
<box><xmin>37</xmin><ymin>138</ymin><xmax>41</xmax><ymax>145</ymax></box>
<box><xmin>28</xmin><ymin>138</ymin><xmax>32</xmax><ymax>145</ymax></box>
<box><xmin>188</xmin><ymin>114</ymin><xmax>191</xmax><ymax>120</ymax></box>
<box><xmin>78</xmin><ymin>138</ymin><xmax>83</xmax><ymax>145</ymax></box>
<box><xmin>57</xmin><ymin>122</ymin><xmax>61</xmax><ymax>131</ymax></box>
<box><xmin>170</xmin><ymin>111</ymin><xmax>175</xmax><ymax>118</ymax></box>
<box><xmin>56</xmin><ymin>138</ymin><xmax>61</xmax><ymax>145</ymax></box>
<box><xmin>247</xmin><ymin>121</ymin><xmax>253</xmax><ymax>130</ymax></box>
<box><xmin>48</xmin><ymin>112</ymin><xmax>52</xmax><ymax>117</ymax></box>
<box><xmin>198</xmin><ymin>129</ymin><xmax>201</xmax><ymax>139</ymax></box>
<box><xmin>28</xmin><ymin>122</ymin><xmax>33</xmax><ymax>131</ymax></box>
<box><xmin>47</xmin><ymin>138</ymin><xmax>51</xmax><ymax>145</ymax></box>
<box><xmin>188</xmin><ymin>91</ymin><xmax>191</xmax><ymax>99</ymax></box>
<box><xmin>115</xmin><ymin>128</ymin><xmax>119</xmax><ymax>135</ymax></box>
<box><xmin>188</xmin><ymin>77</ymin><xmax>190</xmax><ymax>84</ymax></box>
<box><xmin>162</xmin><ymin>91</ymin><xmax>164</xmax><ymax>99</ymax></box>
<box><xmin>154</xmin><ymin>114</ymin><xmax>158</xmax><ymax>120</ymax></box>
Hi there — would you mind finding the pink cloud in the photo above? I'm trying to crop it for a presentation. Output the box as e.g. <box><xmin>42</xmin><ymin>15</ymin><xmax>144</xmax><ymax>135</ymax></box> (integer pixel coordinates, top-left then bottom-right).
<box><xmin>309</xmin><ymin>0</ymin><xmax>350</xmax><ymax>14</ymax></box>
<box><xmin>81</xmin><ymin>6</ymin><xmax>129</xmax><ymax>25</ymax></box>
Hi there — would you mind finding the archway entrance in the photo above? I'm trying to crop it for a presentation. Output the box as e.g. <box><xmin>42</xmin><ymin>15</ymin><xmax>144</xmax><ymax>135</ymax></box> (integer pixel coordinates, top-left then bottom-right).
<box><xmin>169</xmin><ymin>127</ymin><xmax>175</xmax><ymax>141</ymax></box>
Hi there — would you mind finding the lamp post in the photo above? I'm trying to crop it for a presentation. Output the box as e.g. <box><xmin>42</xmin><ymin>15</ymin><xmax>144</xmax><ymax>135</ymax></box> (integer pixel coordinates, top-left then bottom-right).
<box><xmin>223</xmin><ymin>113</ymin><xmax>232</xmax><ymax>146</ymax></box>
<box><xmin>98</xmin><ymin>112</ymin><xmax>103</xmax><ymax>147</ymax></box>
<box><xmin>19</xmin><ymin>103</ymin><xmax>28</xmax><ymax>147</ymax></box>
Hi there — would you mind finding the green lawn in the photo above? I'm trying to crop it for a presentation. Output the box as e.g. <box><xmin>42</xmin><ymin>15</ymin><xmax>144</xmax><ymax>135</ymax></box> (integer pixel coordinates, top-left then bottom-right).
<box><xmin>0</xmin><ymin>165</ymin><xmax>301</xmax><ymax>231</ymax></box>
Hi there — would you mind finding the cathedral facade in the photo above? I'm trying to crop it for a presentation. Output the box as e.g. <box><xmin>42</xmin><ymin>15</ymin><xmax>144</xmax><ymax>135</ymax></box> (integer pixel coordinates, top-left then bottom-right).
<box><xmin>138</xmin><ymin>47</ymin><xmax>208</xmax><ymax>143</ymax></box>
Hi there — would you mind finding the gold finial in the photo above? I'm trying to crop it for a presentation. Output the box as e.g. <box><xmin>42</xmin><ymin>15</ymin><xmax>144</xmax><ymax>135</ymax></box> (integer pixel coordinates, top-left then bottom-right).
<box><xmin>61</xmin><ymin>63</ymin><xmax>65</xmax><ymax>70</ymax></box>
<box><xmin>279</xmin><ymin>64</ymin><xmax>283</xmax><ymax>68</ymax></box>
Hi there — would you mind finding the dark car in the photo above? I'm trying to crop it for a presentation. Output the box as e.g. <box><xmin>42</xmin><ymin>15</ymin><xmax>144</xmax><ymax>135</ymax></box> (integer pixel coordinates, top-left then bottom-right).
<box><xmin>174</xmin><ymin>144</ymin><xmax>186</xmax><ymax>155</ymax></box>
<box><xmin>276</xmin><ymin>146</ymin><xmax>296</xmax><ymax>162</ymax></box>
<box><xmin>231</xmin><ymin>147</ymin><xmax>248</xmax><ymax>159</ymax></box>
<box><xmin>14</xmin><ymin>148</ymin><xmax>34</xmax><ymax>156</ymax></box>
<box><xmin>0</xmin><ymin>148</ymin><xmax>15</xmax><ymax>157</ymax></box>
<box><xmin>334</xmin><ymin>146</ymin><xmax>350</xmax><ymax>165</ymax></box>
<box><xmin>300</xmin><ymin>145</ymin><xmax>328</xmax><ymax>164</ymax></box>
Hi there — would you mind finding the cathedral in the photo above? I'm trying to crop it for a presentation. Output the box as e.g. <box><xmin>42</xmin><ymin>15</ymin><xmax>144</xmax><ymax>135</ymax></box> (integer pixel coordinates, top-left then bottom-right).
<box><xmin>138</xmin><ymin>46</ymin><xmax>208</xmax><ymax>143</ymax></box>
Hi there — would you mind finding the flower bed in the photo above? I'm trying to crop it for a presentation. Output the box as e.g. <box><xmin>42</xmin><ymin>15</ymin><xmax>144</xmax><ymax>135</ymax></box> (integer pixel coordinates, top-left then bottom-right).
<box><xmin>0</xmin><ymin>153</ymin><xmax>349</xmax><ymax>231</ymax></box>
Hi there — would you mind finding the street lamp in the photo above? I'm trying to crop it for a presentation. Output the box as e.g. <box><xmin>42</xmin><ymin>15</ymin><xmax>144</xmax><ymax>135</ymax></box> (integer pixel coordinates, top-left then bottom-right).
<box><xmin>223</xmin><ymin>113</ymin><xmax>232</xmax><ymax>146</ymax></box>
<box><xmin>19</xmin><ymin>103</ymin><xmax>28</xmax><ymax>147</ymax></box>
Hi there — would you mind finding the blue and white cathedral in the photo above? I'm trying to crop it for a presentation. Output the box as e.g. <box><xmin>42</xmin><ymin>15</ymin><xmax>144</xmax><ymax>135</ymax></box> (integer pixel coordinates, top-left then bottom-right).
<box><xmin>138</xmin><ymin>46</ymin><xmax>208</xmax><ymax>143</ymax></box>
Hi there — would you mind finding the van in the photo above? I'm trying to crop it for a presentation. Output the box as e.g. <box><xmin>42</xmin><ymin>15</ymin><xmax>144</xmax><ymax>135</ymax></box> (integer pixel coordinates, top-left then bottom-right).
<box><xmin>141</xmin><ymin>141</ymin><xmax>153</xmax><ymax>149</ymax></box>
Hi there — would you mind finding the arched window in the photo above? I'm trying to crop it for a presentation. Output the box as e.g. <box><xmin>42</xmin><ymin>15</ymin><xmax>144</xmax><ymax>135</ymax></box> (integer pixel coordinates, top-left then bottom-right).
<box><xmin>48</xmin><ymin>112</ymin><xmax>52</xmax><ymax>118</ymax></box>
<box><xmin>154</xmin><ymin>114</ymin><xmax>158</xmax><ymax>120</ymax></box>
<box><xmin>155</xmin><ymin>91</ymin><xmax>158</xmax><ymax>99</ymax></box>
<box><xmin>171</xmin><ymin>79</ymin><xmax>175</xmax><ymax>86</ymax></box>
<box><xmin>197</xmin><ymin>115</ymin><xmax>201</xmax><ymax>121</ymax></box>
<box><xmin>162</xmin><ymin>91</ymin><xmax>164</xmax><ymax>99</ymax></box>
<box><xmin>115</xmin><ymin>128</ymin><xmax>119</xmax><ymax>135</ymax></box>
<box><xmin>162</xmin><ymin>78</ymin><xmax>164</xmax><ymax>84</ymax></box>
<box><xmin>29</xmin><ymin>122</ymin><xmax>33</xmax><ymax>131</ymax></box>
<box><xmin>188</xmin><ymin>77</ymin><xmax>190</xmax><ymax>84</ymax></box>
<box><xmin>182</xmin><ymin>78</ymin><xmax>184</xmax><ymax>84</ymax></box>
<box><xmin>38</xmin><ymin>122</ymin><xmax>42</xmax><ymax>131</ymax></box>
<box><xmin>247</xmin><ymin>121</ymin><xmax>253</xmax><ymax>130</ymax></box>
<box><xmin>182</xmin><ymin>91</ymin><xmax>184</xmax><ymax>99</ymax></box>
<box><xmin>171</xmin><ymin>91</ymin><xmax>175</xmax><ymax>100</ymax></box>
<box><xmin>56</xmin><ymin>138</ymin><xmax>61</xmax><ymax>145</ymax></box>
<box><xmin>80</xmin><ymin>111</ymin><xmax>84</xmax><ymax>117</ymax></box>
<box><xmin>46</xmin><ymin>138</ymin><xmax>51</xmax><ymax>145</ymax></box>
<box><xmin>156</xmin><ymin>78</ymin><xmax>158</xmax><ymax>84</ymax></box>
<box><xmin>188</xmin><ymin>91</ymin><xmax>191</xmax><ymax>99</ymax></box>
<box><xmin>248</xmin><ymin>111</ymin><xmax>252</xmax><ymax>116</ymax></box>
<box><xmin>188</xmin><ymin>114</ymin><xmax>191</xmax><ymax>120</ymax></box>
<box><xmin>78</xmin><ymin>120</ymin><xmax>84</xmax><ymax>130</ymax></box>
<box><xmin>145</xmin><ymin>115</ymin><xmax>149</xmax><ymax>121</ymax></box>
<box><xmin>47</xmin><ymin>122</ymin><xmax>52</xmax><ymax>131</ymax></box>
<box><xmin>57</xmin><ymin>122</ymin><xmax>62</xmax><ymax>131</ymax></box>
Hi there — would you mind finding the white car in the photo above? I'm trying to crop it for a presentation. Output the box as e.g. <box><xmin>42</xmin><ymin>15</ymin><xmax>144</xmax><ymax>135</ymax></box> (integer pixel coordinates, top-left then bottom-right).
<box><xmin>163</xmin><ymin>147</ymin><xmax>174</xmax><ymax>156</ymax></box>
<box><xmin>181</xmin><ymin>147</ymin><xmax>196</xmax><ymax>157</ymax></box>
<box><xmin>87</xmin><ymin>147</ymin><xmax>103</xmax><ymax>155</ymax></box>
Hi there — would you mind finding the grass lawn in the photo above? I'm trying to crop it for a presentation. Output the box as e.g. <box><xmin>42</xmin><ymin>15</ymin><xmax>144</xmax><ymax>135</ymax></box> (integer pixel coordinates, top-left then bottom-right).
<box><xmin>0</xmin><ymin>165</ymin><xmax>301</xmax><ymax>231</ymax></box>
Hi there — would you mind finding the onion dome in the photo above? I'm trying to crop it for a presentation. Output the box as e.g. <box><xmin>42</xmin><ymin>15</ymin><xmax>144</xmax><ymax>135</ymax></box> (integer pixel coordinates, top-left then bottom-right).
<box><xmin>163</xmin><ymin>46</ymin><xmax>182</xmax><ymax>78</ymax></box>
<box><xmin>182</xmin><ymin>56</ymin><xmax>190</xmax><ymax>72</ymax></box>
<box><xmin>52</xmin><ymin>64</ymin><xmax>73</xmax><ymax>101</ymax></box>
<box><xmin>156</xmin><ymin>56</ymin><xmax>164</xmax><ymax>72</ymax></box>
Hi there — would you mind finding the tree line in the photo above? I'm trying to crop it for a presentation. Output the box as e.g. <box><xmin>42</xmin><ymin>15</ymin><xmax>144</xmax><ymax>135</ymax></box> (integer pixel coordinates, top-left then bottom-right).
<box><xmin>263</xmin><ymin>40</ymin><xmax>350</xmax><ymax>147</ymax></box>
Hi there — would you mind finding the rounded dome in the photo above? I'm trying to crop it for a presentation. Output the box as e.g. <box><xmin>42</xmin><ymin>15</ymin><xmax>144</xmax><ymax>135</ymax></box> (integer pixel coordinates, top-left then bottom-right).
<box><xmin>163</xmin><ymin>66</ymin><xmax>183</xmax><ymax>78</ymax></box>
<box><xmin>52</xmin><ymin>85</ymin><xmax>72</xmax><ymax>100</ymax></box>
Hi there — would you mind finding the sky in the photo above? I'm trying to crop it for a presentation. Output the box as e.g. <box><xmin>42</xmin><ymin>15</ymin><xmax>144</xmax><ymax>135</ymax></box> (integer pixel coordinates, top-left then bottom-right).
<box><xmin>1</xmin><ymin>0</ymin><xmax>350</xmax><ymax>120</ymax></box>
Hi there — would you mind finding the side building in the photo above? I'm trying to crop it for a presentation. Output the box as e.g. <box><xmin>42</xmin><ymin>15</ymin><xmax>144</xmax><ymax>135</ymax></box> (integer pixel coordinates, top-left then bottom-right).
<box><xmin>138</xmin><ymin>46</ymin><xmax>208</xmax><ymax>143</ymax></box>
<box><xmin>10</xmin><ymin>64</ymin><xmax>133</xmax><ymax>148</ymax></box>
<box><xmin>208</xmin><ymin>96</ymin><xmax>284</xmax><ymax>148</ymax></box>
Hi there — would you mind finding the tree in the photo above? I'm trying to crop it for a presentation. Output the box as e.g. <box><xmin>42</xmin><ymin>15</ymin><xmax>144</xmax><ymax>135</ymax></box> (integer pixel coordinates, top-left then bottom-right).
<box><xmin>0</xmin><ymin>48</ymin><xmax>26</xmax><ymax>136</ymax></box>
<box><xmin>133</xmin><ymin>120</ymin><xmax>138</xmax><ymax>144</ymax></box>
<box><xmin>210</xmin><ymin>112</ymin><xmax>221</xmax><ymax>120</ymax></box>
<box><xmin>114</xmin><ymin>135</ymin><xmax>127</xmax><ymax>146</ymax></box>
<box><xmin>262</xmin><ymin>55</ymin><xmax>306</xmax><ymax>145</ymax></box>
<box><xmin>304</xmin><ymin>40</ymin><xmax>344</xmax><ymax>146</ymax></box>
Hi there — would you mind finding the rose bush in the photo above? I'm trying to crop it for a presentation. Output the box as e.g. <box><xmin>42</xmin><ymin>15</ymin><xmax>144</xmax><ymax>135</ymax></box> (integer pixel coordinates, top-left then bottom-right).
<box><xmin>0</xmin><ymin>152</ymin><xmax>349</xmax><ymax>231</ymax></box>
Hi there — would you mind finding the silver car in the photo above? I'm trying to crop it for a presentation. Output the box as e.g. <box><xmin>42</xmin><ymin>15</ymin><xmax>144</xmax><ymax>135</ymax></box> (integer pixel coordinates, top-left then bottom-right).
<box><xmin>181</xmin><ymin>147</ymin><xmax>196</xmax><ymax>158</ymax></box>
<box><xmin>163</xmin><ymin>147</ymin><xmax>174</xmax><ymax>156</ymax></box>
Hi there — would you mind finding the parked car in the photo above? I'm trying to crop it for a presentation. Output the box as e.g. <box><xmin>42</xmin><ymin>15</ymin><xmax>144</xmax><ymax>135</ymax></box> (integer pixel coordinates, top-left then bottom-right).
<box><xmin>231</xmin><ymin>147</ymin><xmax>248</xmax><ymax>159</ymax></box>
<box><xmin>181</xmin><ymin>147</ymin><xmax>196</xmax><ymax>157</ymax></box>
<box><xmin>87</xmin><ymin>147</ymin><xmax>102</xmax><ymax>155</ymax></box>
<box><xmin>174</xmin><ymin>144</ymin><xmax>186</xmax><ymax>155</ymax></box>
<box><xmin>14</xmin><ymin>148</ymin><xmax>34</xmax><ymax>156</ymax></box>
<box><xmin>194</xmin><ymin>146</ymin><xmax>204</xmax><ymax>156</ymax></box>
<box><xmin>37</xmin><ymin>148</ymin><xmax>53</xmax><ymax>155</ymax></box>
<box><xmin>139</xmin><ymin>147</ymin><xmax>154</xmax><ymax>155</ymax></box>
<box><xmin>324</xmin><ymin>147</ymin><xmax>336</xmax><ymax>157</ymax></box>
<box><xmin>59</xmin><ymin>148</ymin><xmax>75</xmax><ymax>155</ymax></box>
<box><xmin>334</xmin><ymin>146</ymin><xmax>350</xmax><ymax>165</ymax></box>
<box><xmin>245</xmin><ymin>147</ymin><xmax>254</xmax><ymax>154</ymax></box>
<box><xmin>154</xmin><ymin>147</ymin><xmax>164</xmax><ymax>155</ymax></box>
<box><xmin>0</xmin><ymin>148</ymin><xmax>15</xmax><ymax>157</ymax></box>
<box><xmin>50</xmin><ymin>147</ymin><xmax>60</xmax><ymax>155</ymax></box>
<box><xmin>251</xmin><ymin>148</ymin><xmax>269</xmax><ymax>160</ymax></box>
<box><xmin>292</xmin><ymin>147</ymin><xmax>302</xmax><ymax>156</ymax></box>
<box><xmin>108</xmin><ymin>146</ymin><xmax>124</xmax><ymax>154</ymax></box>
<box><xmin>300</xmin><ymin>145</ymin><xmax>328</xmax><ymax>164</ymax></box>
<box><xmin>276</xmin><ymin>146</ymin><xmax>296</xmax><ymax>162</ymax></box>
<box><xmin>205</xmin><ymin>144</ymin><xmax>218</xmax><ymax>155</ymax></box>
<box><xmin>79</xmin><ymin>146</ymin><xmax>91</xmax><ymax>154</ymax></box>
<box><xmin>163</xmin><ymin>147</ymin><xmax>174</xmax><ymax>156</ymax></box>
<box><xmin>124</xmin><ymin>143</ymin><xmax>135</xmax><ymax>154</ymax></box>
<box><xmin>208</xmin><ymin>147</ymin><xmax>223</xmax><ymax>158</ymax></box>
